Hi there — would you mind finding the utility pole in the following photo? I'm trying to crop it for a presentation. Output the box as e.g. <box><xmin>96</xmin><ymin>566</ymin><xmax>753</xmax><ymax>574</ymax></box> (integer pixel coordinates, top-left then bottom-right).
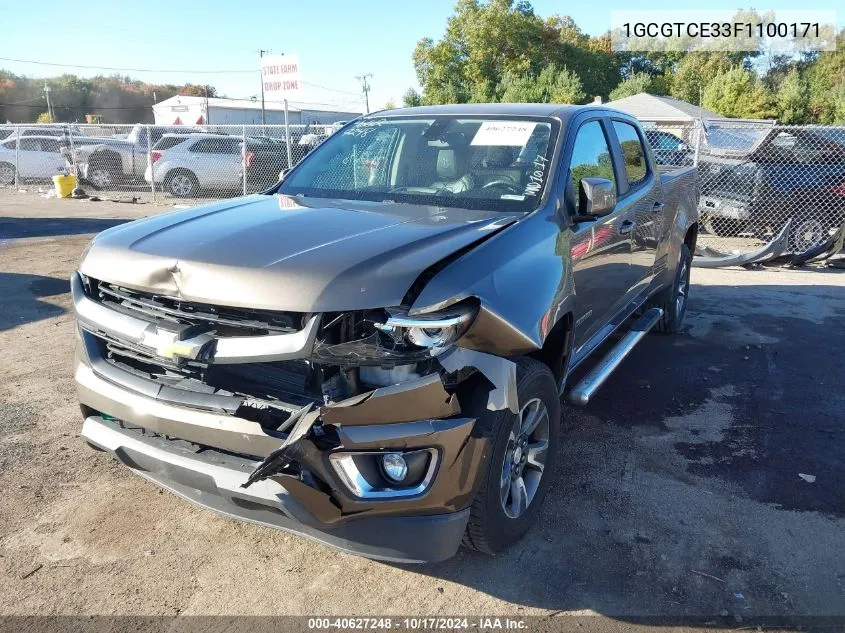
<box><xmin>356</xmin><ymin>73</ymin><xmax>373</xmax><ymax>114</ymax></box>
<box><xmin>204</xmin><ymin>85</ymin><xmax>210</xmax><ymax>125</ymax></box>
<box><xmin>43</xmin><ymin>82</ymin><xmax>53</xmax><ymax>121</ymax></box>
<box><xmin>259</xmin><ymin>49</ymin><xmax>268</xmax><ymax>126</ymax></box>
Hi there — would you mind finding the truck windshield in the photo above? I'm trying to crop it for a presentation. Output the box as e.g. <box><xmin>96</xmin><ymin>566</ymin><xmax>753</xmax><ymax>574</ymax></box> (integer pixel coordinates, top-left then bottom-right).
<box><xmin>278</xmin><ymin>115</ymin><xmax>558</xmax><ymax>213</ymax></box>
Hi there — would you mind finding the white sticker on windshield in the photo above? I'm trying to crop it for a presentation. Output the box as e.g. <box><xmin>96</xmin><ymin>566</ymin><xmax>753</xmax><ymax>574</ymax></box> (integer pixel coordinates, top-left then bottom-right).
<box><xmin>471</xmin><ymin>121</ymin><xmax>537</xmax><ymax>146</ymax></box>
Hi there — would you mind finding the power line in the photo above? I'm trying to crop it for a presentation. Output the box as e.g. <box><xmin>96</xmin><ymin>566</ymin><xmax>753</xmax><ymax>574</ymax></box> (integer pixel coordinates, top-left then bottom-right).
<box><xmin>0</xmin><ymin>56</ymin><xmax>255</xmax><ymax>74</ymax></box>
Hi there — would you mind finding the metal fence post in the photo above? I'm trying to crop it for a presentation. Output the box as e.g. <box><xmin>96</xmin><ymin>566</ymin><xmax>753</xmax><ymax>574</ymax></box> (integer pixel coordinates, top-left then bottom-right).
<box><xmin>12</xmin><ymin>125</ymin><xmax>20</xmax><ymax>188</ymax></box>
<box><xmin>242</xmin><ymin>125</ymin><xmax>248</xmax><ymax>196</ymax></box>
<box><xmin>147</xmin><ymin>124</ymin><xmax>155</xmax><ymax>202</ymax></box>
<box><xmin>693</xmin><ymin>119</ymin><xmax>702</xmax><ymax>167</ymax></box>
<box><xmin>284</xmin><ymin>99</ymin><xmax>293</xmax><ymax>169</ymax></box>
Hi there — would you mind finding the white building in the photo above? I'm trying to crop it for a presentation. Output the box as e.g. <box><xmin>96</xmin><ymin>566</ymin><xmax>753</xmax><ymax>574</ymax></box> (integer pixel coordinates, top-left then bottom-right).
<box><xmin>152</xmin><ymin>95</ymin><xmax>361</xmax><ymax>126</ymax></box>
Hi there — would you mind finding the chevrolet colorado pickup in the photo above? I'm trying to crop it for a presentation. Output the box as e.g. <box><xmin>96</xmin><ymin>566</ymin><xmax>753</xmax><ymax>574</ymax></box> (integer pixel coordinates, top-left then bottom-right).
<box><xmin>73</xmin><ymin>104</ymin><xmax>699</xmax><ymax>562</ymax></box>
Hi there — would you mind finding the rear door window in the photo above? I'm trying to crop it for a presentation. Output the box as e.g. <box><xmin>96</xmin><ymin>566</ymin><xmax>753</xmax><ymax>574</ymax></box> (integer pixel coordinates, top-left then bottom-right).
<box><xmin>153</xmin><ymin>136</ymin><xmax>189</xmax><ymax>151</ymax></box>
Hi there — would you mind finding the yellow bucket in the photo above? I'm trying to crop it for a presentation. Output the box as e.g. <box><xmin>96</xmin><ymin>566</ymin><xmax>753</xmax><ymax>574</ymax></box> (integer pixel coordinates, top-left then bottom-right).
<box><xmin>53</xmin><ymin>174</ymin><xmax>77</xmax><ymax>198</ymax></box>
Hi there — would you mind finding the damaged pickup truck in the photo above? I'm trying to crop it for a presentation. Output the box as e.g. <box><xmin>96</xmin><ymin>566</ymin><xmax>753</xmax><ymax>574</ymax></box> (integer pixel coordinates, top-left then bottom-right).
<box><xmin>73</xmin><ymin>104</ymin><xmax>698</xmax><ymax>562</ymax></box>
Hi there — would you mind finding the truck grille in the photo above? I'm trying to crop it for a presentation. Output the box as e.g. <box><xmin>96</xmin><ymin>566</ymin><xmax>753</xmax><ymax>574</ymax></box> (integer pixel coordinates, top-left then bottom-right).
<box><xmin>90</xmin><ymin>278</ymin><xmax>302</xmax><ymax>336</ymax></box>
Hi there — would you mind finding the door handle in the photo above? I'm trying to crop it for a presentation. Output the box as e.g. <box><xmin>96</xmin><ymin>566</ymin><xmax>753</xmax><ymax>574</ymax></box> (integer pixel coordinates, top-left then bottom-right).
<box><xmin>619</xmin><ymin>220</ymin><xmax>636</xmax><ymax>235</ymax></box>
<box><xmin>652</xmin><ymin>202</ymin><xmax>664</xmax><ymax>211</ymax></box>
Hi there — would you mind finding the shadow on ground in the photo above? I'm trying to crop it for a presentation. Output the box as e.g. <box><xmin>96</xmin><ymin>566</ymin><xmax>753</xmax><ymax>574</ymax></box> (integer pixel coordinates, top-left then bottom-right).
<box><xmin>395</xmin><ymin>278</ymin><xmax>845</xmax><ymax>620</ymax></box>
<box><xmin>0</xmin><ymin>273</ymin><xmax>68</xmax><ymax>330</ymax></box>
<box><xmin>0</xmin><ymin>217</ymin><xmax>127</xmax><ymax>240</ymax></box>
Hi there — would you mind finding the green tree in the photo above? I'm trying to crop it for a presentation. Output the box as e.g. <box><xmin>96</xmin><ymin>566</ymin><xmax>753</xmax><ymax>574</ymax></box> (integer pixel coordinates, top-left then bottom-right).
<box><xmin>36</xmin><ymin>112</ymin><xmax>54</xmax><ymax>123</ymax></box>
<box><xmin>833</xmin><ymin>83</ymin><xmax>845</xmax><ymax>123</ymax></box>
<box><xmin>702</xmin><ymin>67</ymin><xmax>775</xmax><ymax>119</ymax></box>
<box><xmin>670</xmin><ymin>53</ymin><xmax>733</xmax><ymax>105</ymax></box>
<box><xmin>413</xmin><ymin>0</ymin><xmax>618</xmax><ymax>104</ymax></box>
<box><xmin>401</xmin><ymin>87</ymin><xmax>422</xmax><ymax>107</ymax></box>
<box><xmin>805</xmin><ymin>29</ymin><xmax>845</xmax><ymax>123</ymax></box>
<box><xmin>499</xmin><ymin>64</ymin><xmax>585</xmax><ymax>103</ymax></box>
<box><xmin>776</xmin><ymin>68</ymin><xmax>809</xmax><ymax>124</ymax></box>
<box><xmin>608</xmin><ymin>72</ymin><xmax>660</xmax><ymax>101</ymax></box>
<box><xmin>382</xmin><ymin>99</ymin><xmax>397</xmax><ymax>110</ymax></box>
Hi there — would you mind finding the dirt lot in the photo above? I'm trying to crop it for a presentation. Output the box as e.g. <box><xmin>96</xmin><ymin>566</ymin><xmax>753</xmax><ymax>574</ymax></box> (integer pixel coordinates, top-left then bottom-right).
<box><xmin>0</xmin><ymin>190</ymin><xmax>843</xmax><ymax>628</ymax></box>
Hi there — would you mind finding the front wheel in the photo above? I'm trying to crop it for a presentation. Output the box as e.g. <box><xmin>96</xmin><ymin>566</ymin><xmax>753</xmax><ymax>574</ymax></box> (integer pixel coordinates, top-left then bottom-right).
<box><xmin>166</xmin><ymin>170</ymin><xmax>199</xmax><ymax>197</ymax></box>
<box><xmin>462</xmin><ymin>357</ymin><xmax>560</xmax><ymax>554</ymax></box>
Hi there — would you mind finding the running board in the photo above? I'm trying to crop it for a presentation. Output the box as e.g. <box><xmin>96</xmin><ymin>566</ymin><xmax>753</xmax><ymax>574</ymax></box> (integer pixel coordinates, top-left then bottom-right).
<box><xmin>566</xmin><ymin>307</ymin><xmax>663</xmax><ymax>407</ymax></box>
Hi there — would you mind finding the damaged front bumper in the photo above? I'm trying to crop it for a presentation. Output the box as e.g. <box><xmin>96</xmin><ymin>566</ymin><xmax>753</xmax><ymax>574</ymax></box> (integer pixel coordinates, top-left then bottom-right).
<box><xmin>72</xmin><ymin>273</ymin><xmax>518</xmax><ymax>562</ymax></box>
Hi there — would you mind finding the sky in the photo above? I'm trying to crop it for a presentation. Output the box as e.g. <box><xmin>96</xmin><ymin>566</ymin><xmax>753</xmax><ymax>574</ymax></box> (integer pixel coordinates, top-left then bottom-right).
<box><xmin>0</xmin><ymin>0</ymin><xmax>841</xmax><ymax>116</ymax></box>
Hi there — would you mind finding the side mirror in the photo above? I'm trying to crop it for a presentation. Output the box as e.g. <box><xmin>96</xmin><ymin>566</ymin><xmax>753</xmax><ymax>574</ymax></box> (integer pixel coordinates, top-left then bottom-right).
<box><xmin>577</xmin><ymin>177</ymin><xmax>616</xmax><ymax>219</ymax></box>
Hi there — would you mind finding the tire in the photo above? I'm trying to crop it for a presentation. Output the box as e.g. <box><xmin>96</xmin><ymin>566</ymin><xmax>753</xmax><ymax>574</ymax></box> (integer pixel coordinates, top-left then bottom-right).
<box><xmin>647</xmin><ymin>242</ymin><xmax>691</xmax><ymax>334</ymax></box>
<box><xmin>87</xmin><ymin>154</ymin><xmax>120</xmax><ymax>189</ymax></box>
<box><xmin>0</xmin><ymin>161</ymin><xmax>15</xmax><ymax>186</ymax></box>
<box><xmin>788</xmin><ymin>209</ymin><xmax>836</xmax><ymax>254</ymax></box>
<box><xmin>462</xmin><ymin>357</ymin><xmax>560</xmax><ymax>555</ymax></box>
<box><xmin>166</xmin><ymin>170</ymin><xmax>199</xmax><ymax>197</ymax></box>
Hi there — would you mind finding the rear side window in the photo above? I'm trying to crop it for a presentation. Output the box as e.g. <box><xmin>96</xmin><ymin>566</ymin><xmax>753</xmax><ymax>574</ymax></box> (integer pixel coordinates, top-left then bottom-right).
<box><xmin>41</xmin><ymin>139</ymin><xmax>60</xmax><ymax>152</ymax></box>
<box><xmin>613</xmin><ymin>121</ymin><xmax>648</xmax><ymax>186</ymax></box>
<box><xmin>19</xmin><ymin>138</ymin><xmax>41</xmax><ymax>151</ymax></box>
<box><xmin>154</xmin><ymin>136</ymin><xmax>188</xmax><ymax>151</ymax></box>
<box><xmin>568</xmin><ymin>121</ymin><xmax>616</xmax><ymax>213</ymax></box>
<box><xmin>190</xmin><ymin>137</ymin><xmax>241</xmax><ymax>154</ymax></box>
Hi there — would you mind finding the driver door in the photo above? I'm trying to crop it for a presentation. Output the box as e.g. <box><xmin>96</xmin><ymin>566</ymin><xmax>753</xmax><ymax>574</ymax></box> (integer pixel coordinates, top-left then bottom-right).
<box><xmin>565</xmin><ymin>119</ymin><xmax>636</xmax><ymax>351</ymax></box>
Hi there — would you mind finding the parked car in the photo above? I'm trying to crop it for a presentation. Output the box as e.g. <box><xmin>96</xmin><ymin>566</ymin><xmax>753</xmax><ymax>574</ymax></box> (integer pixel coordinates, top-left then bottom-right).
<box><xmin>64</xmin><ymin>124</ymin><xmax>202</xmax><ymax>189</ymax></box>
<box><xmin>144</xmin><ymin>133</ymin><xmax>245</xmax><ymax>197</ymax></box>
<box><xmin>240</xmin><ymin>140</ymin><xmax>291</xmax><ymax>192</ymax></box>
<box><xmin>0</xmin><ymin>135</ymin><xmax>66</xmax><ymax>184</ymax></box>
<box><xmin>699</xmin><ymin>126</ymin><xmax>845</xmax><ymax>252</ymax></box>
<box><xmin>73</xmin><ymin>104</ymin><xmax>698</xmax><ymax>562</ymax></box>
<box><xmin>644</xmin><ymin>129</ymin><xmax>695</xmax><ymax>167</ymax></box>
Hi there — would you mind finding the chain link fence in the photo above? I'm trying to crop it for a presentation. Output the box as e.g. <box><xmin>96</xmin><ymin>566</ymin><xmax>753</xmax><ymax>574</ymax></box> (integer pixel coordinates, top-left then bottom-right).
<box><xmin>2</xmin><ymin>119</ymin><xmax>844</xmax><ymax>264</ymax></box>
<box><xmin>0</xmin><ymin>122</ymin><xmax>339</xmax><ymax>203</ymax></box>
<box><xmin>643</xmin><ymin>118</ymin><xmax>845</xmax><ymax>264</ymax></box>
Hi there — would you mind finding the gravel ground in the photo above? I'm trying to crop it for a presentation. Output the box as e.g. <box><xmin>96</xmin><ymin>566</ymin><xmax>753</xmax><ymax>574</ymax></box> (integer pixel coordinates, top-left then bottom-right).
<box><xmin>0</xmin><ymin>190</ymin><xmax>843</xmax><ymax>630</ymax></box>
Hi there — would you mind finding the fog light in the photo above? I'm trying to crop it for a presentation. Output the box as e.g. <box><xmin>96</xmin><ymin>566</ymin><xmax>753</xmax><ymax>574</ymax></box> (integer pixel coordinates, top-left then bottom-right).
<box><xmin>381</xmin><ymin>453</ymin><xmax>408</xmax><ymax>483</ymax></box>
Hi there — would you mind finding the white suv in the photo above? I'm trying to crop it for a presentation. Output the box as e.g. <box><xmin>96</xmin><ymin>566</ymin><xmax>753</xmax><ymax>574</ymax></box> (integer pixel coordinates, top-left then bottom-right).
<box><xmin>145</xmin><ymin>133</ymin><xmax>244</xmax><ymax>197</ymax></box>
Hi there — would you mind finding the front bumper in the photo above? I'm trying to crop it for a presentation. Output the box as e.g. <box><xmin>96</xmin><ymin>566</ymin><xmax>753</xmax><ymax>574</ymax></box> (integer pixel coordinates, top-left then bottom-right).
<box><xmin>81</xmin><ymin>415</ymin><xmax>470</xmax><ymax>563</ymax></box>
<box><xmin>71</xmin><ymin>272</ymin><xmax>518</xmax><ymax>562</ymax></box>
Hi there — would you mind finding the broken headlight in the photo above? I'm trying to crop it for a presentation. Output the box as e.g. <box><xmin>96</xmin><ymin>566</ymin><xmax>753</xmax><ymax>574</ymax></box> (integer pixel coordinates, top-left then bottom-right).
<box><xmin>373</xmin><ymin>303</ymin><xmax>476</xmax><ymax>352</ymax></box>
<box><xmin>311</xmin><ymin>302</ymin><xmax>477</xmax><ymax>365</ymax></box>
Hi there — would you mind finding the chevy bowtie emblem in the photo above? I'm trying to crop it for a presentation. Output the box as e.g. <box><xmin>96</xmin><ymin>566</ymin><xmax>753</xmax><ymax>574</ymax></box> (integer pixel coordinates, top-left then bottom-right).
<box><xmin>141</xmin><ymin>324</ymin><xmax>214</xmax><ymax>361</ymax></box>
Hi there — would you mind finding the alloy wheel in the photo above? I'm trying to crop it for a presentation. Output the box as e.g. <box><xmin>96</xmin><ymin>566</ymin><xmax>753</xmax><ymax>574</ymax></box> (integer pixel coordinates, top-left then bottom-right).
<box><xmin>500</xmin><ymin>397</ymin><xmax>549</xmax><ymax>519</ymax></box>
<box><xmin>89</xmin><ymin>168</ymin><xmax>112</xmax><ymax>189</ymax></box>
<box><xmin>170</xmin><ymin>174</ymin><xmax>194</xmax><ymax>196</ymax></box>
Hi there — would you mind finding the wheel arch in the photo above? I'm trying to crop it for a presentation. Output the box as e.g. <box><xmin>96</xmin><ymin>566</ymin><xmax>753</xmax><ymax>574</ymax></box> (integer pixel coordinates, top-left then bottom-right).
<box><xmin>529</xmin><ymin>311</ymin><xmax>574</xmax><ymax>388</ymax></box>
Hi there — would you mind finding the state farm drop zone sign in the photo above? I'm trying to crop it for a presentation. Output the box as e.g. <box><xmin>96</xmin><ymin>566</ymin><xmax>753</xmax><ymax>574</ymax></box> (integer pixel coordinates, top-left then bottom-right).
<box><xmin>261</xmin><ymin>54</ymin><xmax>302</xmax><ymax>98</ymax></box>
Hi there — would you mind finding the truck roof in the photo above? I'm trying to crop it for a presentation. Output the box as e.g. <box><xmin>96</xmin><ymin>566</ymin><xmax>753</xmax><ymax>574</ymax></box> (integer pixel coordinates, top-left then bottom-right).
<box><xmin>374</xmin><ymin>103</ymin><xmax>616</xmax><ymax>122</ymax></box>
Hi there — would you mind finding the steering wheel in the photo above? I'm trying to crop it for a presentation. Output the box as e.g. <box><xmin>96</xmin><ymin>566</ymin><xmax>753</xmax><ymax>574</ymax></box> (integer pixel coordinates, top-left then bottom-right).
<box><xmin>482</xmin><ymin>180</ymin><xmax>522</xmax><ymax>195</ymax></box>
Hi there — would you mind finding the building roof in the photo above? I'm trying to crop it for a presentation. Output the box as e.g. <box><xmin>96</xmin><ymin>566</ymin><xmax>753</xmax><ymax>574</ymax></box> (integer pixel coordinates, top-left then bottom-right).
<box><xmin>606</xmin><ymin>93</ymin><xmax>721</xmax><ymax>121</ymax></box>
<box><xmin>152</xmin><ymin>95</ymin><xmax>361</xmax><ymax>114</ymax></box>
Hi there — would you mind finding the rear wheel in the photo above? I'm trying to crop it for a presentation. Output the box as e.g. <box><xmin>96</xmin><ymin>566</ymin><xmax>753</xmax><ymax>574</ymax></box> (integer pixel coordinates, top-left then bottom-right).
<box><xmin>462</xmin><ymin>357</ymin><xmax>560</xmax><ymax>554</ymax></box>
<box><xmin>0</xmin><ymin>162</ymin><xmax>15</xmax><ymax>185</ymax></box>
<box><xmin>166</xmin><ymin>170</ymin><xmax>199</xmax><ymax>197</ymax></box>
<box><xmin>647</xmin><ymin>242</ymin><xmax>691</xmax><ymax>334</ymax></box>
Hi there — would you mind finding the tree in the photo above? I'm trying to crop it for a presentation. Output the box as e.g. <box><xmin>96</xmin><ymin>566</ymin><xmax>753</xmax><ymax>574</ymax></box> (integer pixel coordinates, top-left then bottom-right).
<box><xmin>833</xmin><ymin>83</ymin><xmax>845</xmax><ymax>124</ymax></box>
<box><xmin>670</xmin><ymin>53</ymin><xmax>733</xmax><ymax>105</ymax></box>
<box><xmin>402</xmin><ymin>88</ymin><xmax>422</xmax><ymax>107</ymax></box>
<box><xmin>413</xmin><ymin>0</ymin><xmax>618</xmax><ymax>104</ymax></box>
<box><xmin>499</xmin><ymin>64</ymin><xmax>584</xmax><ymax>103</ymax></box>
<box><xmin>36</xmin><ymin>112</ymin><xmax>54</xmax><ymax>123</ymax></box>
<box><xmin>805</xmin><ymin>29</ymin><xmax>845</xmax><ymax>123</ymax></box>
<box><xmin>383</xmin><ymin>99</ymin><xmax>397</xmax><ymax>110</ymax></box>
<box><xmin>609</xmin><ymin>72</ymin><xmax>659</xmax><ymax>101</ymax></box>
<box><xmin>702</xmin><ymin>67</ymin><xmax>775</xmax><ymax>119</ymax></box>
<box><xmin>776</xmin><ymin>68</ymin><xmax>809</xmax><ymax>124</ymax></box>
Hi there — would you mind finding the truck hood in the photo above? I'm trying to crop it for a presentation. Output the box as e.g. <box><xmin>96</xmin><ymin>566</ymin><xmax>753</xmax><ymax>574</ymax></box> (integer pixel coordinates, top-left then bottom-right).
<box><xmin>80</xmin><ymin>194</ymin><xmax>519</xmax><ymax>312</ymax></box>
